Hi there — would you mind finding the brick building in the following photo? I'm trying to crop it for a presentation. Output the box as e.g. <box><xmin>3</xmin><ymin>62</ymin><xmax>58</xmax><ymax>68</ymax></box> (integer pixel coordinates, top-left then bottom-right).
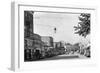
<box><xmin>24</xmin><ymin>11</ymin><xmax>34</xmax><ymax>37</ymax></box>
<box><xmin>41</xmin><ymin>36</ymin><xmax>54</xmax><ymax>47</ymax></box>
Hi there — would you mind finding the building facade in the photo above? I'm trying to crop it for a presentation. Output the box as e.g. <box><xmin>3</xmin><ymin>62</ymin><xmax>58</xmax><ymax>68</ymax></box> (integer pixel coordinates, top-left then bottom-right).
<box><xmin>24</xmin><ymin>11</ymin><xmax>34</xmax><ymax>37</ymax></box>
<box><xmin>41</xmin><ymin>36</ymin><xmax>54</xmax><ymax>47</ymax></box>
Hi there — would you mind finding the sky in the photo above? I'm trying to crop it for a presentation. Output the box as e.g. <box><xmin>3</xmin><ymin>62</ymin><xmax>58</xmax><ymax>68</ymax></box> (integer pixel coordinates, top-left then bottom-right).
<box><xmin>33</xmin><ymin>12</ymin><xmax>90</xmax><ymax>44</ymax></box>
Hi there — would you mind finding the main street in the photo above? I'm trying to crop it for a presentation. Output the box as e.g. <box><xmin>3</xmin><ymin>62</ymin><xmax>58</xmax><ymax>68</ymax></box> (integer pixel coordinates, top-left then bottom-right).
<box><xmin>40</xmin><ymin>52</ymin><xmax>87</xmax><ymax>61</ymax></box>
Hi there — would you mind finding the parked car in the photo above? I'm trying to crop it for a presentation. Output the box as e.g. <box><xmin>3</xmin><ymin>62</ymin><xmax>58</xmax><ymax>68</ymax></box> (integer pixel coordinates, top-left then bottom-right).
<box><xmin>84</xmin><ymin>46</ymin><xmax>90</xmax><ymax>57</ymax></box>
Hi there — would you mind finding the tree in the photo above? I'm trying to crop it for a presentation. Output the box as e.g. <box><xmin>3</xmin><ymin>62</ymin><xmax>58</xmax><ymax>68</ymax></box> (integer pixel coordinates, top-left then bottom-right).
<box><xmin>74</xmin><ymin>13</ymin><xmax>90</xmax><ymax>37</ymax></box>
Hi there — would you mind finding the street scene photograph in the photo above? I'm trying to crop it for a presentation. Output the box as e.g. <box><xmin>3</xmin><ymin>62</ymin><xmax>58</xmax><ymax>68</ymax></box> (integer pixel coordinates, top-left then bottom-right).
<box><xmin>24</xmin><ymin>11</ymin><xmax>90</xmax><ymax>62</ymax></box>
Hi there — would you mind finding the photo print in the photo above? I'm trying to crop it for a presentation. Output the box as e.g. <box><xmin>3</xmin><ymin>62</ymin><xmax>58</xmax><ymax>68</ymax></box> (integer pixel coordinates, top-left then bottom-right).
<box><xmin>24</xmin><ymin>11</ymin><xmax>90</xmax><ymax>62</ymax></box>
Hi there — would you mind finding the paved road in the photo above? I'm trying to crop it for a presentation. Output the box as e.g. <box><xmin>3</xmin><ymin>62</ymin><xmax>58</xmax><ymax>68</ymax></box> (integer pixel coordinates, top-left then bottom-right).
<box><xmin>40</xmin><ymin>52</ymin><xmax>87</xmax><ymax>61</ymax></box>
<box><xmin>40</xmin><ymin>54</ymin><xmax>79</xmax><ymax>61</ymax></box>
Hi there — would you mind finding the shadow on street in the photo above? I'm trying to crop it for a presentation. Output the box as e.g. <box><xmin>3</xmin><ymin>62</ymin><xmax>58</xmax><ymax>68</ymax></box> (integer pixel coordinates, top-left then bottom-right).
<box><xmin>39</xmin><ymin>55</ymin><xmax>79</xmax><ymax>61</ymax></box>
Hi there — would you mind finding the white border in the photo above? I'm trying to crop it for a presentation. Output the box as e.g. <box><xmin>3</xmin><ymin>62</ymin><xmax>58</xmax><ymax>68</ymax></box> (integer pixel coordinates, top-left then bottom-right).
<box><xmin>11</xmin><ymin>2</ymin><xmax>97</xmax><ymax>71</ymax></box>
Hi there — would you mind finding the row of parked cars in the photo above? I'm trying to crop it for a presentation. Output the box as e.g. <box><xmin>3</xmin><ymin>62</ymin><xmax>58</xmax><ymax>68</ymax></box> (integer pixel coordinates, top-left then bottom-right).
<box><xmin>24</xmin><ymin>47</ymin><xmax>66</xmax><ymax>61</ymax></box>
<box><xmin>24</xmin><ymin>45</ymin><xmax>90</xmax><ymax>61</ymax></box>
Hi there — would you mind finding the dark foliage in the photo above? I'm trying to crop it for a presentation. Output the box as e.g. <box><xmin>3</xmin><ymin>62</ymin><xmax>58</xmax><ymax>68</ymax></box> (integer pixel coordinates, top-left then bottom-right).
<box><xmin>74</xmin><ymin>13</ymin><xmax>90</xmax><ymax>37</ymax></box>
